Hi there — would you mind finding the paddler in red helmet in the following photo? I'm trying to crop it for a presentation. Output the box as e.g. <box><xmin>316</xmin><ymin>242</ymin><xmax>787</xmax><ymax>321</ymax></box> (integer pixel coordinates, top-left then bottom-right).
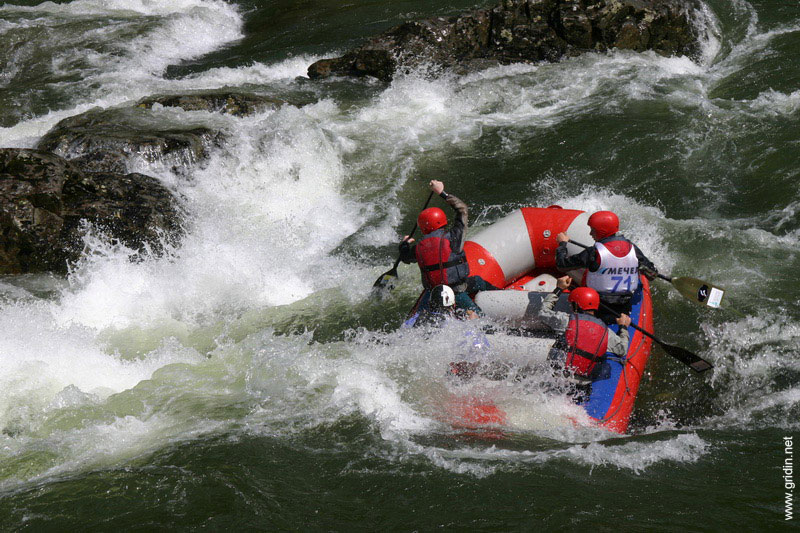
<box><xmin>399</xmin><ymin>180</ymin><xmax>497</xmax><ymax>314</ymax></box>
<box><xmin>539</xmin><ymin>277</ymin><xmax>632</xmax><ymax>399</ymax></box>
<box><xmin>555</xmin><ymin>210</ymin><xmax>657</xmax><ymax>325</ymax></box>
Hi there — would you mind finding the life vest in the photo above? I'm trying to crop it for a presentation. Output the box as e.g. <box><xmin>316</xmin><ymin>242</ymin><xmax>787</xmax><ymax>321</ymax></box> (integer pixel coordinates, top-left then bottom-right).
<box><xmin>562</xmin><ymin>312</ymin><xmax>609</xmax><ymax>377</ymax></box>
<box><xmin>415</xmin><ymin>229</ymin><xmax>469</xmax><ymax>289</ymax></box>
<box><xmin>584</xmin><ymin>237</ymin><xmax>640</xmax><ymax>297</ymax></box>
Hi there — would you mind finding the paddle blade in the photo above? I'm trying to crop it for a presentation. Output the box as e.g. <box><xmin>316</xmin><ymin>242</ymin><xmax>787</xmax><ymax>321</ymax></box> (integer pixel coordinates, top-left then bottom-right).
<box><xmin>371</xmin><ymin>267</ymin><xmax>398</xmax><ymax>293</ymax></box>
<box><xmin>671</xmin><ymin>277</ymin><xmax>726</xmax><ymax>309</ymax></box>
<box><xmin>661</xmin><ymin>343</ymin><xmax>713</xmax><ymax>373</ymax></box>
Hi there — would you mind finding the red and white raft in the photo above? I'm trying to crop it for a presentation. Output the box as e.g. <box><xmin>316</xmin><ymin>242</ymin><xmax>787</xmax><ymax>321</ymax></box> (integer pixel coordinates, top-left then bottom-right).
<box><xmin>436</xmin><ymin>207</ymin><xmax>654</xmax><ymax>434</ymax></box>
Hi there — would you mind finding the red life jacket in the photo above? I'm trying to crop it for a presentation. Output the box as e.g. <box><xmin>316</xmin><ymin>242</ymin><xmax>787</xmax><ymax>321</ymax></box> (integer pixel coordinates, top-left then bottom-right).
<box><xmin>414</xmin><ymin>229</ymin><xmax>469</xmax><ymax>289</ymax></box>
<box><xmin>563</xmin><ymin>312</ymin><xmax>609</xmax><ymax>377</ymax></box>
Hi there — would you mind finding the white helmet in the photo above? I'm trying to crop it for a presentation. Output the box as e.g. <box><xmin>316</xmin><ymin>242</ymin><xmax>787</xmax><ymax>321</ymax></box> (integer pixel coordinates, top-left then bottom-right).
<box><xmin>430</xmin><ymin>285</ymin><xmax>456</xmax><ymax>309</ymax></box>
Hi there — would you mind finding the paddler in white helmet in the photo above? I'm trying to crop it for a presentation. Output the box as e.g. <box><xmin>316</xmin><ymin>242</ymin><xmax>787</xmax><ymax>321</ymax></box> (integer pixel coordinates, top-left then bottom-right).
<box><xmin>414</xmin><ymin>284</ymin><xmax>479</xmax><ymax>327</ymax></box>
<box><xmin>555</xmin><ymin>210</ymin><xmax>657</xmax><ymax>325</ymax></box>
<box><xmin>415</xmin><ymin>285</ymin><xmax>489</xmax><ymax>380</ymax></box>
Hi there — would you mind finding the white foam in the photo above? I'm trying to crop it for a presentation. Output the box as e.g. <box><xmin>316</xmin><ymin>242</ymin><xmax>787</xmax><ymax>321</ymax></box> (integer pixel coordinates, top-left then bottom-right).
<box><xmin>332</xmin><ymin>363</ymin><xmax>437</xmax><ymax>439</ymax></box>
<box><xmin>748</xmin><ymin>89</ymin><xmax>800</xmax><ymax>116</ymax></box>
<box><xmin>345</xmin><ymin>71</ymin><xmax>481</xmax><ymax>155</ymax></box>
<box><xmin>98</xmin><ymin>5</ymin><xmax>242</xmax><ymax>82</ymax></box>
<box><xmin>0</xmin><ymin>412</ymin><xmax>226</xmax><ymax>492</ymax></box>
<box><xmin>556</xmin><ymin>432</ymin><xmax>710</xmax><ymax>473</ymax></box>
<box><xmin>408</xmin><ymin>432</ymin><xmax>709</xmax><ymax>476</ymax></box>
<box><xmin>0</xmin><ymin>0</ymin><xmax>230</xmax><ymax>17</ymax></box>
<box><xmin>180</xmin><ymin>55</ymin><xmax>326</xmax><ymax>87</ymax></box>
<box><xmin>0</xmin><ymin>302</ymin><xmax>203</xmax><ymax>432</ymax></box>
<box><xmin>707</xmin><ymin>18</ymin><xmax>800</xmax><ymax>86</ymax></box>
<box><xmin>693</xmin><ymin>2</ymin><xmax>724</xmax><ymax>66</ymax></box>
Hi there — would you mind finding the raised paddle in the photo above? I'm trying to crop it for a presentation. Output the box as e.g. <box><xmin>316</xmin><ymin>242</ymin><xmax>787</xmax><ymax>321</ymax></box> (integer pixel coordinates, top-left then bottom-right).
<box><xmin>568</xmin><ymin>239</ymin><xmax>727</xmax><ymax>310</ymax></box>
<box><xmin>372</xmin><ymin>191</ymin><xmax>434</xmax><ymax>294</ymax></box>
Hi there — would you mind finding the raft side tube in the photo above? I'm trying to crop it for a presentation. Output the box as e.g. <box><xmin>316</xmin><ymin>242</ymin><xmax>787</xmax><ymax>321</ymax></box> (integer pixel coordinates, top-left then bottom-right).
<box><xmin>465</xmin><ymin>208</ymin><xmax>592</xmax><ymax>287</ymax></box>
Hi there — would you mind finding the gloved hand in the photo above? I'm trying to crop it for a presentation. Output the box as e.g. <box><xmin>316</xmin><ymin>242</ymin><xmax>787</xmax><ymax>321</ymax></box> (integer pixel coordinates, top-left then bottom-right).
<box><xmin>399</xmin><ymin>240</ymin><xmax>411</xmax><ymax>254</ymax></box>
<box><xmin>640</xmin><ymin>265</ymin><xmax>658</xmax><ymax>281</ymax></box>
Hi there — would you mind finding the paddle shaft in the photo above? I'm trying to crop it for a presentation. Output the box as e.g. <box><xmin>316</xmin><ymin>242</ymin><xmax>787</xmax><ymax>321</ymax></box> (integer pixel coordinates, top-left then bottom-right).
<box><xmin>394</xmin><ymin>190</ymin><xmax>435</xmax><ymax>268</ymax></box>
<box><xmin>372</xmin><ymin>190</ymin><xmax>435</xmax><ymax>291</ymax></box>
<box><xmin>394</xmin><ymin>191</ymin><xmax>433</xmax><ymax>262</ymax></box>
<box><xmin>598</xmin><ymin>301</ymin><xmax>668</xmax><ymax>350</ymax></box>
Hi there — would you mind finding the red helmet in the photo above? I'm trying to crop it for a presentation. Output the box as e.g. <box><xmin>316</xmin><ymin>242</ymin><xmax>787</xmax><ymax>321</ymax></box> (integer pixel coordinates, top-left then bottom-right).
<box><xmin>568</xmin><ymin>287</ymin><xmax>600</xmax><ymax>311</ymax></box>
<box><xmin>588</xmin><ymin>211</ymin><xmax>619</xmax><ymax>240</ymax></box>
<box><xmin>418</xmin><ymin>207</ymin><xmax>447</xmax><ymax>234</ymax></box>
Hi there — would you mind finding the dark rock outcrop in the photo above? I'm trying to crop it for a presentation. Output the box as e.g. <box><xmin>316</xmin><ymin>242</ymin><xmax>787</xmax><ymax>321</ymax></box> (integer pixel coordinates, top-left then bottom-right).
<box><xmin>137</xmin><ymin>91</ymin><xmax>297</xmax><ymax>117</ymax></box>
<box><xmin>36</xmin><ymin>91</ymin><xmax>305</xmax><ymax>175</ymax></box>
<box><xmin>61</xmin><ymin>170</ymin><xmax>183</xmax><ymax>258</ymax></box>
<box><xmin>37</xmin><ymin>107</ymin><xmax>225</xmax><ymax>175</ymax></box>
<box><xmin>308</xmin><ymin>0</ymin><xmax>701</xmax><ymax>82</ymax></box>
<box><xmin>0</xmin><ymin>150</ymin><xmax>78</xmax><ymax>272</ymax></box>
<box><xmin>0</xmin><ymin>148</ymin><xmax>182</xmax><ymax>274</ymax></box>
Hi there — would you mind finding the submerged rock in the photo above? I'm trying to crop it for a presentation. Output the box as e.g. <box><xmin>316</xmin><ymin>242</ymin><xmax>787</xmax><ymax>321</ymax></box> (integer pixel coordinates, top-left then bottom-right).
<box><xmin>308</xmin><ymin>0</ymin><xmax>701</xmax><ymax>81</ymax></box>
<box><xmin>36</xmin><ymin>91</ymin><xmax>306</xmax><ymax>175</ymax></box>
<box><xmin>137</xmin><ymin>91</ymin><xmax>296</xmax><ymax>117</ymax></box>
<box><xmin>0</xmin><ymin>148</ymin><xmax>182</xmax><ymax>274</ymax></box>
<box><xmin>37</xmin><ymin>107</ymin><xmax>225</xmax><ymax>175</ymax></box>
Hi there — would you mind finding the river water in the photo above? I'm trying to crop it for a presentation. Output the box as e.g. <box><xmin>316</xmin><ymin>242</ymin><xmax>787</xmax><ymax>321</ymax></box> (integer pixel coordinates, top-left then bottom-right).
<box><xmin>0</xmin><ymin>0</ymin><xmax>797</xmax><ymax>529</ymax></box>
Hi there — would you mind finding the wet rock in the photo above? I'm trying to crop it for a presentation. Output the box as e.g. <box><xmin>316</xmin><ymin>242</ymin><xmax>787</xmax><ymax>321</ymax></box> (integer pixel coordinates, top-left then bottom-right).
<box><xmin>0</xmin><ymin>150</ymin><xmax>74</xmax><ymax>272</ymax></box>
<box><xmin>307</xmin><ymin>0</ymin><xmax>701</xmax><ymax>81</ymax></box>
<box><xmin>308</xmin><ymin>50</ymin><xmax>398</xmax><ymax>82</ymax></box>
<box><xmin>37</xmin><ymin>107</ymin><xmax>225</xmax><ymax>175</ymax></box>
<box><xmin>137</xmin><ymin>91</ymin><xmax>296</xmax><ymax>117</ymax></box>
<box><xmin>0</xmin><ymin>148</ymin><xmax>182</xmax><ymax>274</ymax></box>
<box><xmin>60</xmin><ymin>170</ymin><xmax>183</xmax><ymax>261</ymax></box>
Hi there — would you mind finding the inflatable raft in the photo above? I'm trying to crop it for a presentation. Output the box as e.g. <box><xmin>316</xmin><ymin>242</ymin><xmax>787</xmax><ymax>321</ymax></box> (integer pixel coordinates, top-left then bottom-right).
<box><xmin>409</xmin><ymin>207</ymin><xmax>654</xmax><ymax>434</ymax></box>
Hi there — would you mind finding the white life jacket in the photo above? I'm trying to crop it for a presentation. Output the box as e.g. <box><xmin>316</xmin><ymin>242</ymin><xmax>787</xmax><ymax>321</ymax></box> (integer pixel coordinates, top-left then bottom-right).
<box><xmin>585</xmin><ymin>241</ymin><xmax>639</xmax><ymax>296</ymax></box>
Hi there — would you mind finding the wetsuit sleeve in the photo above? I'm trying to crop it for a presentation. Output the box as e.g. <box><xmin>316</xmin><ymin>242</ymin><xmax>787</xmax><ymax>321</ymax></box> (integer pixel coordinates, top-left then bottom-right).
<box><xmin>555</xmin><ymin>242</ymin><xmax>598</xmax><ymax>272</ymax></box>
<box><xmin>538</xmin><ymin>292</ymin><xmax>569</xmax><ymax>331</ymax></box>
<box><xmin>398</xmin><ymin>241</ymin><xmax>417</xmax><ymax>264</ymax></box>
<box><xmin>606</xmin><ymin>326</ymin><xmax>630</xmax><ymax>357</ymax></box>
<box><xmin>443</xmin><ymin>192</ymin><xmax>468</xmax><ymax>253</ymax></box>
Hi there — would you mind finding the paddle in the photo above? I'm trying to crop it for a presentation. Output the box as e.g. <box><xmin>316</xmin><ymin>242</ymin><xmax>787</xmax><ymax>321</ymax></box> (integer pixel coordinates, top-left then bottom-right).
<box><xmin>372</xmin><ymin>191</ymin><xmax>434</xmax><ymax>294</ymax></box>
<box><xmin>568</xmin><ymin>239</ymin><xmax>726</xmax><ymax>309</ymax></box>
<box><xmin>561</xmin><ymin>277</ymin><xmax>713</xmax><ymax>373</ymax></box>
<box><xmin>597</xmin><ymin>300</ymin><xmax>713</xmax><ymax>373</ymax></box>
